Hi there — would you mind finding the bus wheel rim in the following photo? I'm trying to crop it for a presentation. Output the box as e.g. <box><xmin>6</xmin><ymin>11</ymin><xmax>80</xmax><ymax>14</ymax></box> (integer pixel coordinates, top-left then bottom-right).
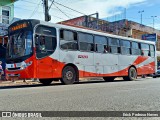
<box><xmin>66</xmin><ymin>71</ymin><xmax>73</xmax><ymax>80</ymax></box>
<box><xmin>130</xmin><ymin>69</ymin><xmax>136</xmax><ymax>79</ymax></box>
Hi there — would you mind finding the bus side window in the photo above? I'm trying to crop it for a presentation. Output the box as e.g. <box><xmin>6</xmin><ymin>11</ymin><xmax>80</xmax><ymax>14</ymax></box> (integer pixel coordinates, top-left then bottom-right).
<box><xmin>35</xmin><ymin>25</ymin><xmax>57</xmax><ymax>58</ymax></box>
<box><xmin>94</xmin><ymin>35</ymin><xmax>107</xmax><ymax>53</ymax></box>
<box><xmin>108</xmin><ymin>38</ymin><xmax>119</xmax><ymax>54</ymax></box>
<box><xmin>141</xmin><ymin>43</ymin><xmax>149</xmax><ymax>56</ymax></box>
<box><xmin>104</xmin><ymin>45</ymin><xmax>109</xmax><ymax>53</ymax></box>
<box><xmin>78</xmin><ymin>32</ymin><xmax>94</xmax><ymax>52</ymax></box>
<box><xmin>120</xmin><ymin>40</ymin><xmax>131</xmax><ymax>55</ymax></box>
<box><xmin>150</xmin><ymin>44</ymin><xmax>155</xmax><ymax>57</ymax></box>
<box><xmin>131</xmin><ymin>42</ymin><xmax>141</xmax><ymax>55</ymax></box>
<box><xmin>60</xmin><ymin>29</ymin><xmax>78</xmax><ymax>50</ymax></box>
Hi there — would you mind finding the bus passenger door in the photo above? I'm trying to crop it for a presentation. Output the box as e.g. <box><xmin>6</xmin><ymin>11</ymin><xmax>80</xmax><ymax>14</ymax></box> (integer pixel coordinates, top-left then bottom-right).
<box><xmin>35</xmin><ymin>25</ymin><xmax>57</xmax><ymax>78</ymax></box>
<box><xmin>36</xmin><ymin>56</ymin><xmax>53</xmax><ymax>78</ymax></box>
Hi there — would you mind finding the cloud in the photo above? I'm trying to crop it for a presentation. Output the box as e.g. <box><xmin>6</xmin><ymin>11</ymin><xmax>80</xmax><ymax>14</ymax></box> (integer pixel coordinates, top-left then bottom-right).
<box><xmin>54</xmin><ymin>0</ymin><xmax>147</xmax><ymax>19</ymax></box>
<box><xmin>14</xmin><ymin>0</ymin><xmax>147</xmax><ymax>23</ymax></box>
<box><xmin>154</xmin><ymin>23</ymin><xmax>160</xmax><ymax>30</ymax></box>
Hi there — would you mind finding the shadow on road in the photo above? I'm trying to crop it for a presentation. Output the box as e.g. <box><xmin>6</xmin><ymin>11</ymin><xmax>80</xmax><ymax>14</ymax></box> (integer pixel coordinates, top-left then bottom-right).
<box><xmin>0</xmin><ymin>79</ymin><xmax>143</xmax><ymax>90</ymax></box>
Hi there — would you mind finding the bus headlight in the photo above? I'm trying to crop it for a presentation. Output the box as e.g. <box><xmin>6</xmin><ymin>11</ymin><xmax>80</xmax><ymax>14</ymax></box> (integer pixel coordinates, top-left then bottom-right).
<box><xmin>20</xmin><ymin>61</ymin><xmax>32</xmax><ymax>70</ymax></box>
<box><xmin>26</xmin><ymin>61</ymin><xmax>32</xmax><ymax>66</ymax></box>
<box><xmin>20</xmin><ymin>64</ymin><xmax>27</xmax><ymax>70</ymax></box>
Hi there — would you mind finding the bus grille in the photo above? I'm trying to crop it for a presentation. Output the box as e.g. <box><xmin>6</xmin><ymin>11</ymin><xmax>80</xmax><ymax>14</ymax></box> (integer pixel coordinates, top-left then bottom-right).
<box><xmin>8</xmin><ymin>67</ymin><xmax>21</xmax><ymax>70</ymax></box>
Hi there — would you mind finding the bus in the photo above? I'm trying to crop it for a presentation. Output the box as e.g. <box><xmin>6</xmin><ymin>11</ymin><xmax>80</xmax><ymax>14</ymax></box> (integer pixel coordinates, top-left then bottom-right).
<box><xmin>6</xmin><ymin>19</ymin><xmax>156</xmax><ymax>85</ymax></box>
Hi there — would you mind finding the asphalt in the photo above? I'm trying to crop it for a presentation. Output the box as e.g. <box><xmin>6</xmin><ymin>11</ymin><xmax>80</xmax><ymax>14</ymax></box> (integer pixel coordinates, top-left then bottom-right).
<box><xmin>0</xmin><ymin>77</ymin><xmax>160</xmax><ymax>119</ymax></box>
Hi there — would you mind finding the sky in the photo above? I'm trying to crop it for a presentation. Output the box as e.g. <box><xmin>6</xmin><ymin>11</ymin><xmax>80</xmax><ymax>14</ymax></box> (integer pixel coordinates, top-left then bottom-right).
<box><xmin>14</xmin><ymin>0</ymin><xmax>160</xmax><ymax>30</ymax></box>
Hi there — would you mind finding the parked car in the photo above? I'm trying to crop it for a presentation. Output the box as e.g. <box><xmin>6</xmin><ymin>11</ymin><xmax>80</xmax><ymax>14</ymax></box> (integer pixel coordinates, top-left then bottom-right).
<box><xmin>153</xmin><ymin>69</ymin><xmax>160</xmax><ymax>78</ymax></box>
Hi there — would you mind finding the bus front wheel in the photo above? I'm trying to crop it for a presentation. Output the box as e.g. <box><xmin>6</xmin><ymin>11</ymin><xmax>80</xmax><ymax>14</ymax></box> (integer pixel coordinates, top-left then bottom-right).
<box><xmin>60</xmin><ymin>66</ymin><xmax>77</xmax><ymax>85</ymax></box>
<box><xmin>123</xmin><ymin>67</ymin><xmax>137</xmax><ymax>81</ymax></box>
<box><xmin>39</xmin><ymin>79</ymin><xmax>53</xmax><ymax>85</ymax></box>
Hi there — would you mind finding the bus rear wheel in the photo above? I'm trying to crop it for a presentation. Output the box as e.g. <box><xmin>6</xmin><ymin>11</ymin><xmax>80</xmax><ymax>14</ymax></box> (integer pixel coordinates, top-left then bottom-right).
<box><xmin>60</xmin><ymin>66</ymin><xmax>77</xmax><ymax>85</ymax></box>
<box><xmin>103</xmin><ymin>77</ymin><xmax>115</xmax><ymax>82</ymax></box>
<box><xmin>123</xmin><ymin>67</ymin><xmax>137</xmax><ymax>81</ymax></box>
<box><xmin>39</xmin><ymin>79</ymin><xmax>53</xmax><ymax>85</ymax></box>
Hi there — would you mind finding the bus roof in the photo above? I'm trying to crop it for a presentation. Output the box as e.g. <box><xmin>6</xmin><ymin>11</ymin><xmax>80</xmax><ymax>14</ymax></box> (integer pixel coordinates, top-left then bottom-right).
<box><xmin>12</xmin><ymin>19</ymin><xmax>156</xmax><ymax>45</ymax></box>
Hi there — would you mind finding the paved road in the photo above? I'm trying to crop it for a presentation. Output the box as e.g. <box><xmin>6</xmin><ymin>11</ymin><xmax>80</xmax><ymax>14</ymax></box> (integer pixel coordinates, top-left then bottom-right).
<box><xmin>0</xmin><ymin>78</ymin><xmax>160</xmax><ymax>119</ymax></box>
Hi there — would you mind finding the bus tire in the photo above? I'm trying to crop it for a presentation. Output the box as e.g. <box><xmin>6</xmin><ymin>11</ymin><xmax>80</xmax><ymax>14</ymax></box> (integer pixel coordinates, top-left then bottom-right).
<box><xmin>39</xmin><ymin>79</ymin><xmax>53</xmax><ymax>85</ymax></box>
<box><xmin>124</xmin><ymin>67</ymin><xmax>137</xmax><ymax>81</ymax></box>
<box><xmin>103</xmin><ymin>77</ymin><xmax>115</xmax><ymax>82</ymax></box>
<box><xmin>153</xmin><ymin>76</ymin><xmax>157</xmax><ymax>78</ymax></box>
<box><xmin>60</xmin><ymin>66</ymin><xmax>77</xmax><ymax>85</ymax></box>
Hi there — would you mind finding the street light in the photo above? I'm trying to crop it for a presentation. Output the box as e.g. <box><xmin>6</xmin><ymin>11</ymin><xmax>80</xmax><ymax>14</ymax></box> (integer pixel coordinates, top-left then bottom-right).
<box><xmin>138</xmin><ymin>10</ymin><xmax>144</xmax><ymax>25</ymax></box>
<box><xmin>151</xmin><ymin>16</ymin><xmax>157</xmax><ymax>31</ymax></box>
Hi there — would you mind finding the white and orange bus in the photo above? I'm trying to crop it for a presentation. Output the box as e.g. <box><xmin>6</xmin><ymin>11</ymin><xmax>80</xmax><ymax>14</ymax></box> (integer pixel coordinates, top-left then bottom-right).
<box><xmin>6</xmin><ymin>19</ymin><xmax>156</xmax><ymax>85</ymax></box>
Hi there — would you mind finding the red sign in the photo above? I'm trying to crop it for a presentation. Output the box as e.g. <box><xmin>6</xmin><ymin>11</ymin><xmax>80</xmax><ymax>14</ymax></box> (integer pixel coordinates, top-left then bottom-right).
<box><xmin>78</xmin><ymin>55</ymin><xmax>88</xmax><ymax>58</ymax></box>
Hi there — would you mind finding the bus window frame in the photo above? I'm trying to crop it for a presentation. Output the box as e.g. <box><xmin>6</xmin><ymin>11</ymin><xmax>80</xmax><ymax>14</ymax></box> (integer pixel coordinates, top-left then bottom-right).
<box><xmin>131</xmin><ymin>41</ymin><xmax>141</xmax><ymax>56</ymax></box>
<box><xmin>140</xmin><ymin>43</ymin><xmax>150</xmax><ymax>56</ymax></box>
<box><xmin>78</xmin><ymin>32</ymin><xmax>94</xmax><ymax>53</ymax></box>
<box><xmin>108</xmin><ymin>37</ymin><xmax>120</xmax><ymax>55</ymax></box>
<box><xmin>34</xmin><ymin>24</ymin><xmax>57</xmax><ymax>59</ymax></box>
<box><xmin>149</xmin><ymin>44</ymin><xmax>155</xmax><ymax>58</ymax></box>
<box><xmin>94</xmin><ymin>35</ymin><xmax>108</xmax><ymax>54</ymax></box>
<box><xmin>120</xmin><ymin>39</ymin><xmax>131</xmax><ymax>56</ymax></box>
<box><xmin>7</xmin><ymin>29</ymin><xmax>34</xmax><ymax>61</ymax></box>
<box><xmin>59</xmin><ymin>29</ymin><xmax>78</xmax><ymax>51</ymax></box>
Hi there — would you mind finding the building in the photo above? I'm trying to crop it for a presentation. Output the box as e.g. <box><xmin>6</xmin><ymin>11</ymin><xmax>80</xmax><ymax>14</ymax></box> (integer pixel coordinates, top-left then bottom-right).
<box><xmin>0</xmin><ymin>0</ymin><xmax>17</xmax><ymax>79</ymax></box>
<box><xmin>59</xmin><ymin>15</ymin><xmax>160</xmax><ymax>51</ymax></box>
<box><xmin>0</xmin><ymin>0</ymin><xmax>15</xmax><ymax>36</ymax></box>
<box><xmin>105</xmin><ymin>20</ymin><xmax>160</xmax><ymax>51</ymax></box>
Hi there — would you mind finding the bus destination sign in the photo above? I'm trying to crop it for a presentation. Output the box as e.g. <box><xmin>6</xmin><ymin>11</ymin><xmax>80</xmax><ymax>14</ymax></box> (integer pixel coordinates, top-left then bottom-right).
<box><xmin>10</xmin><ymin>23</ymin><xmax>28</xmax><ymax>32</ymax></box>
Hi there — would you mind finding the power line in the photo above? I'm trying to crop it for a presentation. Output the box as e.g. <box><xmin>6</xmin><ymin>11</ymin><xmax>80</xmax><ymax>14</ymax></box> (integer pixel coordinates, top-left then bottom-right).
<box><xmin>53</xmin><ymin>3</ymin><xmax>71</xmax><ymax>19</ymax></box>
<box><xmin>29</xmin><ymin>0</ymin><xmax>42</xmax><ymax>18</ymax></box>
<box><xmin>54</xmin><ymin>1</ymin><xmax>85</xmax><ymax>15</ymax></box>
<box><xmin>50</xmin><ymin>7</ymin><xmax>77</xmax><ymax>17</ymax></box>
<box><xmin>49</xmin><ymin>0</ymin><xmax>54</xmax><ymax>10</ymax></box>
<box><xmin>14</xmin><ymin>6</ymin><xmax>66</xmax><ymax>21</ymax></box>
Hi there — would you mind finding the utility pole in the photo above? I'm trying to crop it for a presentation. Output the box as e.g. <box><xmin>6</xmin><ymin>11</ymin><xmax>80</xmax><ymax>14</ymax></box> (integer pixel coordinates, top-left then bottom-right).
<box><xmin>138</xmin><ymin>10</ymin><xmax>144</xmax><ymax>25</ymax></box>
<box><xmin>151</xmin><ymin>16</ymin><xmax>157</xmax><ymax>31</ymax></box>
<box><xmin>44</xmin><ymin>0</ymin><xmax>51</xmax><ymax>21</ymax></box>
<box><xmin>124</xmin><ymin>8</ymin><xmax>126</xmax><ymax>20</ymax></box>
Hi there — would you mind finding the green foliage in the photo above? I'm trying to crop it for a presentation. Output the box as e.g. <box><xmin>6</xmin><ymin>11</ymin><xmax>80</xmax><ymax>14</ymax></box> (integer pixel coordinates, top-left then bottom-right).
<box><xmin>0</xmin><ymin>0</ymin><xmax>16</xmax><ymax>6</ymax></box>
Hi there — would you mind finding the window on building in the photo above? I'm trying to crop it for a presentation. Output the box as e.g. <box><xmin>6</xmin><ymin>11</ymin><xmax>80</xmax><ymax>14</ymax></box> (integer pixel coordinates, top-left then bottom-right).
<box><xmin>141</xmin><ymin>43</ymin><xmax>150</xmax><ymax>56</ymax></box>
<box><xmin>60</xmin><ymin>30</ymin><xmax>78</xmax><ymax>50</ymax></box>
<box><xmin>150</xmin><ymin>44</ymin><xmax>155</xmax><ymax>57</ymax></box>
<box><xmin>120</xmin><ymin>40</ymin><xmax>131</xmax><ymax>55</ymax></box>
<box><xmin>108</xmin><ymin>37</ymin><xmax>120</xmax><ymax>54</ymax></box>
<box><xmin>2</xmin><ymin>7</ymin><xmax>10</xmax><ymax>24</ymax></box>
<box><xmin>95</xmin><ymin>35</ymin><xmax>108</xmax><ymax>53</ymax></box>
<box><xmin>131</xmin><ymin>42</ymin><xmax>141</xmax><ymax>55</ymax></box>
<box><xmin>78</xmin><ymin>32</ymin><xmax>94</xmax><ymax>52</ymax></box>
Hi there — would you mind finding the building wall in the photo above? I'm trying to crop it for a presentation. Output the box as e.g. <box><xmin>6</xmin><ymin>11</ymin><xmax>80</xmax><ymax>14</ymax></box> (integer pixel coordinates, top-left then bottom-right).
<box><xmin>60</xmin><ymin>16</ymin><xmax>109</xmax><ymax>32</ymax></box>
<box><xmin>60</xmin><ymin>16</ymin><xmax>85</xmax><ymax>26</ymax></box>
<box><xmin>0</xmin><ymin>1</ymin><xmax>14</xmax><ymax>36</ymax></box>
<box><xmin>0</xmin><ymin>3</ymin><xmax>14</xmax><ymax>24</ymax></box>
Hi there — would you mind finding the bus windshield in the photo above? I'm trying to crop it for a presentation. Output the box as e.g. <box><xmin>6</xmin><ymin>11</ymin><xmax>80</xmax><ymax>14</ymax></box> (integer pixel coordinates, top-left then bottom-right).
<box><xmin>7</xmin><ymin>30</ymin><xmax>33</xmax><ymax>59</ymax></box>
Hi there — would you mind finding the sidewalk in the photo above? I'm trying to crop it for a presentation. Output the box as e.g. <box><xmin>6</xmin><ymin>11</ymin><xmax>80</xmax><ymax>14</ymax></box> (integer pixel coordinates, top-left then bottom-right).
<box><xmin>0</xmin><ymin>79</ymin><xmax>40</xmax><ymax>87</ymax></box>
<box><xmin>0</xmin><ymin>77</ymin><xmax>153</xmax><ymax>87</ymax></box>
